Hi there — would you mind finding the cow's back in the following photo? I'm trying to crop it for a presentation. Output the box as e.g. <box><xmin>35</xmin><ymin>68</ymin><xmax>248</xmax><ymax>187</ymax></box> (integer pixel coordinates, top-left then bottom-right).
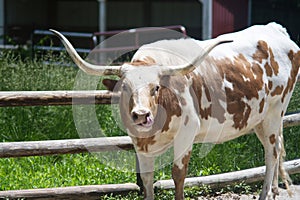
<box><xmin>132</xmin><ymin>23</ymin><xmax>300</xmax><ymax>143</ymax></box>
<box><xmin>193</xmin><ymin>23</ymin><xmax>300</xmax><ymax>143</ymax></box>
<box><xmin>208</xmin><ymin>22</ymin><xmax>297</xmax><ymax>59</ymax></box>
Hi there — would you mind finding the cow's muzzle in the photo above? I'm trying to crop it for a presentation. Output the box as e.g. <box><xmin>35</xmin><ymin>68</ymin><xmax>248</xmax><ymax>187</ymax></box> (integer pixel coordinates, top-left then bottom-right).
<box><xmin>131</xmin><ymin>109</ymin><xmax>154</xmax><ymax>128</ymax></box>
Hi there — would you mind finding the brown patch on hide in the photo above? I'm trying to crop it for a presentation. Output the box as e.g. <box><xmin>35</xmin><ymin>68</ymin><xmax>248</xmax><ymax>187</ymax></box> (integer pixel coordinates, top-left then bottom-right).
<box><xmin>265</xmin><ymin>63</ymin><xmax>273</xmax><ymax>77</ymax></box>
<box><xmin>259</xmin><ymin>98</ymin><xmax>265</xmax><ymax>113</ymax></box>
<box><xmin>136</xmin><ymin>136</ymin><xmax>156</xmax><ymax>152</ymax></box>
<box><xmin>271</xmin><ymin>85</ymin><xmax>284</xmax><ymax>96</ymax></box>
<box><xmin>158</xmin><ymin>76</ymin><xmax>182</xmax><ymax>132</ymax></box>
<box><xmin>282</xmin><ymin>50</ymin><xmax>300</xmax><ymax>102</ymax></box>
<box><xmin>264</xmin><ymin>84</ymin><xmax>269</xmax><ymax>95</ymax></box>
<box><xmin>252</xmin><ymin>40</ymin><xmax>269</xmax><ymax>63</ymax></box>
<box><xmin>189</xmin><ymin>71</ymin><xmax>226</xmax><ymax>124</ymax></box>
<box><xmin>212</xmin><ymin>53</ymin><xmax>264</xmax><ymax>130</ymax></box>
<box><xmin>228</xmin><ymin>102</ymin><xmax>252</xmax><ymax>130</ymax></box>
<box><xmin>253</xmin><ymin>40</ymin><xmax>279</xmax><ymax>77</ymax></box>
<box><xmin>182</xmin><ymin>151</ymin><xmax>192</xmax><ymax>168</ymax></box>
<box><xmin>268</xmin><ymin>80</ymin><xmax>273</xmax><ymax>91</ymax></box>
<box><xmin>269</xmin><ymin>134</ymin><xmax>276</xmax><ymax>144</ymax></box>
<box><xmin>269</xmin><ymin>48</ymin><xmax>279</xmax><ymax>76</ymax></box>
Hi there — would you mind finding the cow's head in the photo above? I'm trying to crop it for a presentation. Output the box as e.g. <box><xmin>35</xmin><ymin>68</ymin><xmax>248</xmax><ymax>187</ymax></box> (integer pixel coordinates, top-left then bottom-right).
<box><xmin>51</xmin><ymin>29</ymin><xmax>230</xmax><ymax>137</ymax></box>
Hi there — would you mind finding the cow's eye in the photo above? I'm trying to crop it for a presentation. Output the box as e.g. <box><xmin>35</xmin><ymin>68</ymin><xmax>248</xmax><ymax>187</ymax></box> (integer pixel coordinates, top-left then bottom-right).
<box><xmin>150</xmin><ymin>85</ymin><xmax>160</xmax><ymax>96</ymax></box>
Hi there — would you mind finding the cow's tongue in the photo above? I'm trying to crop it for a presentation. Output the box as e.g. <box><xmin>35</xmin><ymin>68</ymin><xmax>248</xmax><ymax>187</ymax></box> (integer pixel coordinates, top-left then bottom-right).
<box><xmin>142</xmin><ymin>116</ymin><xmax>153</xmax><ymax>127</ymax></box>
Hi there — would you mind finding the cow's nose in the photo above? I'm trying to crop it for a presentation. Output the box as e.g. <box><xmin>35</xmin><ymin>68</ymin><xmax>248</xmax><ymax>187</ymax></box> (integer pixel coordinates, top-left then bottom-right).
<box><xmin>131</xmin><ymin>110</ymin><xmax>150</xmax><ymax>124</ymax></box>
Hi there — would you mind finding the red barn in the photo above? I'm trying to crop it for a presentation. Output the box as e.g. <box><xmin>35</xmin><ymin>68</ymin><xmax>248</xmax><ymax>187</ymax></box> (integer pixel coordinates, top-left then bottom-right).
<box><xmin>212</xmin><ymin>0</ymin><xmax>250</xmax><ymax>37</ymax></box>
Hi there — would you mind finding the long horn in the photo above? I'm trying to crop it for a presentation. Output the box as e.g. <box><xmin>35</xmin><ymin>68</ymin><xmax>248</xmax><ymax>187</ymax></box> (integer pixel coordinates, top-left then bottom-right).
<box><xmin>50</xmin><ymin>29</ymin><xmax>122</xmax><ymax>76</ymax></box>
<box><xmin>161</xmin><ymin>39</ymin><xmax>233</xmax><ymax>75</ymax></box>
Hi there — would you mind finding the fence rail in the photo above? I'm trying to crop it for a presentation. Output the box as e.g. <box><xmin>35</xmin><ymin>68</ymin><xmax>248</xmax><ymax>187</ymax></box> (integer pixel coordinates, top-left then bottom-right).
<box><xmin>1</xmin><ymin>72</ymin><xmax>300</xmax><ymax>107</ymax></box>
<box><xmin>0</xmin><ymin>90</ymin><xmax>119</xmax><ymax>107</ymax></box>
<box><xmin>32</xmin><ymin>30</ymin><xmax>95</xmax><ymax>54</ymax></box>
<box><xmin>31</xmin><ymin>25</ymin><xmax>187</xmax><ymax>59</ymax></box>
<box><xmin>0</xmin><ymin>159</ymin><xmax>299</xmax><ymax>199</ymax></box>
<box><xmin>0</xmin><ymin>136</ymin><xmax>133</xmax><ymax>158</ymax></box>
<box><xmin>0</xmin><ymin>112</ymin><xmax>299</xmax><ymax>159</ymax></box>
<box><xmin>0</xmin><ymin>183</ymin><xmax>139</xmax><ymax>200</ymax></box>
<box><xmin>154</xmin><ymin>159</ymin><xmax>300</xmax><ymax>190</ymax></box>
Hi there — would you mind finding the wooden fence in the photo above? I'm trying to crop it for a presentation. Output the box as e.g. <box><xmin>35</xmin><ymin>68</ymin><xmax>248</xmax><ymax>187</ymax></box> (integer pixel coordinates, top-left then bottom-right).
<box><xmin>0</xmin><ymin>90</ymin><xmax>300</xmax><ymax>199</ymax></box>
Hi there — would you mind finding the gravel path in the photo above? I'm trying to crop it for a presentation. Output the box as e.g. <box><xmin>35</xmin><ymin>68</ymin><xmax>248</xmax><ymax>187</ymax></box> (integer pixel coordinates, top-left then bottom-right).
<box><xmin>195</xmin><ymin>185</ymin><xmax>300</xmax><ymax>200</ymax></box>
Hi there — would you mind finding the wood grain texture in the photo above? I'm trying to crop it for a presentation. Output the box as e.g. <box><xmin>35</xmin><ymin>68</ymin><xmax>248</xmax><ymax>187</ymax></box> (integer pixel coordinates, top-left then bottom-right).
<box><xmin>0</xmin><ymin>90</ymin><xmax>119</xmax><ymax>106</ymax></box>
<box><xmin>0</xmin><ymin>183</ymin><xmax>139</xmax><ymax>199</ymax></box>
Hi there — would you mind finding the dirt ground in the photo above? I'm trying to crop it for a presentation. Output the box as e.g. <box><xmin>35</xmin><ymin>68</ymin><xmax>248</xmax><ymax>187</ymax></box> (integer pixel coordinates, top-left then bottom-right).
<box><xmin>195</xmin><ymin>185</ymin><xmax>300</xmax><ymax>200</ymax></box>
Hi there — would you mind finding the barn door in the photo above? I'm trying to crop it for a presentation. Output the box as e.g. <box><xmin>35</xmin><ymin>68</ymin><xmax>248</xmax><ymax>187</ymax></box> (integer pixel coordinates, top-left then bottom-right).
<box><xmin>212</xmin><ymin>0</ymin><xmax>249</xmax><ymax>38</ymax></box>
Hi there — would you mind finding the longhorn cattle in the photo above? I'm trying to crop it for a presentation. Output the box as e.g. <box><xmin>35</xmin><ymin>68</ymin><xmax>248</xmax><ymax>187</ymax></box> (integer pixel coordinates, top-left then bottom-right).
<box><xmin>51</xmin><ymin>22</ymin><xmax>300</xmax><ymax>200</ymax></box>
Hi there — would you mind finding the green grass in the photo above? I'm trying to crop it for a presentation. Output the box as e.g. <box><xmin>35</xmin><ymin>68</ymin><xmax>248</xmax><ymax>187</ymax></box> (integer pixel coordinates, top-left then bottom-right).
<box><xmin>0</xmin><ymin>154</ymin><xmax>135</xmax><ymax>191</ymax></box>
<box><xmin>0</xmin><ymin>51</ymin><xmax>300</xmax><ymax>199</ymax></box>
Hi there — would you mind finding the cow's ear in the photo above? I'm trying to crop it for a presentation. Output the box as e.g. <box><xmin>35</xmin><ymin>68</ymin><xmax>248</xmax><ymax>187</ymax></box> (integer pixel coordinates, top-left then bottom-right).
<box><xmin>102</xmin><ymin>79</ymin><xmax>118</xmax><ymax>91</ymax></box>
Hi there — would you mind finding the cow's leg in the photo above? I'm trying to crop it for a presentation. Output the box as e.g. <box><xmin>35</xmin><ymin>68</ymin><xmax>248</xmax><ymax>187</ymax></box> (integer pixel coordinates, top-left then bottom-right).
<box><xmin>172</xmin><ymin>149</ymin><xmax>192</xmax><ymax>200</ymax></box>
<box><xmin>254</xmin><ymin>116</ymin><xmax>282</xmax><ymax>200</ymax></box>
<box><xmin>271</xmin><ymin>125</ymin><xmax>292</xmax><ymax>196</ymax></box>
<box><xmin>172</xmin><ymin>119</ymin><xmax>197</xmax><ymax>200</ymax></box>
<box><xmin>172</xmin><ymin>129</ymin><xmax>194</xmax><ymax>199</ymax></box>
<box><xmin>277</xmin><ymin>126</ymin><xmax>292</xmax><ymax>195</ymax></box>
<box><xmin>136</xmin><ymin>153</ymin><xmax>155</xmax><ymax>200</ymax></box>
<box><xmin>172</xmin><ymin>126</ymin><xmax>194</xmax><ymax>200</ymax></box>
<box><xmin>171</xmin><ymin>91</ymin><xmax>199</xmax><ymax>200</ymax></box>
<box><xmin>271</xmin><ymin>154</ymin><xmax>280</xmax><ymax>197</ymax></box>
<box><xmin>270</xmin><ymin>125</ymin><xmax>283</xmax><ymax>197</ymax></box>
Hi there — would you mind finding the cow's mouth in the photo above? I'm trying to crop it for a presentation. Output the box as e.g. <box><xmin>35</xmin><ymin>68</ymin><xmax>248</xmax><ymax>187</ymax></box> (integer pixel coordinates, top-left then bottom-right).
<box><xmin>137</xmin><ymin>116</ymin><xmax>154</xmax><ymax>128</ymax></box>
